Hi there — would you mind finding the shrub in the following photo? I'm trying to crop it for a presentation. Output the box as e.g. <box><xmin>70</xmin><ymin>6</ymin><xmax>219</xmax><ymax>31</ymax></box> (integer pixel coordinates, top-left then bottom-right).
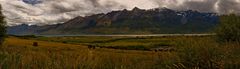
<box><xmin>216</xmin><ymin>14</ymin><xmax>240</xmax><ymax>42</ymax></box>
<box><xmin>17</xmin><ymin>35</ymin><xmax>38</xmax><ymax>39</ymax></box>
<box><xmin>174</xmin><ymin>38</ymin><xmax>225</xmax><ymax>69</ymax></box>
<box><xmin>33</xmin><ymin>42</ymin><xmax>38</xmax><ymax>47</ymax></box>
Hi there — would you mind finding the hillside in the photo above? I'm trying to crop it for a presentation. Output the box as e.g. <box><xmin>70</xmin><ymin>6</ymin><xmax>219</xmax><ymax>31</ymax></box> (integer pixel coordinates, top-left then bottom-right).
<box><xmin>7</xmin><ymin>7</ymin><xmax>219</xmax><ymax>35</ymax></box>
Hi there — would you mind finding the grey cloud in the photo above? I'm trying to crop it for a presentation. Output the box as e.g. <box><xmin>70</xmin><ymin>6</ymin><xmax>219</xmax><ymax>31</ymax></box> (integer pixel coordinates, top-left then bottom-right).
<box><xmin>178</xmin><ymin>0</ymin><xmax>218</xmax><ymax>12</ymax></box>
<box><xmin>1</xmin><ymin>0</ymin><xmax>240</xmax><ymax>26</ymax></box>
<box><xmin>218</xmin><ymin>0</ymin><xmax>240</xmax><ymax>14</ymax></box>
<box><xmin>0</xmin><ymin>0</ymin><xmax>127</xmax><ymax>26</ymax></box>
<box><xmin>152</xmin><ymin>0</ymin><xmax>240</xmax><ymax>14</ymax></box>
<box><xmin>88</xmin><ymin>0</ymin><xmax>101</xmax><ymax>7</ymax></box>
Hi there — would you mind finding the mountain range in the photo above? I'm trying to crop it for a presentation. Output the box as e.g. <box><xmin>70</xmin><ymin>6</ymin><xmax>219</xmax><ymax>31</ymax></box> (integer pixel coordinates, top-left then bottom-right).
<box><xmin>7</xmin><ymin>7</ymin><xmax>219</xmax><ymax>35</ymax></box>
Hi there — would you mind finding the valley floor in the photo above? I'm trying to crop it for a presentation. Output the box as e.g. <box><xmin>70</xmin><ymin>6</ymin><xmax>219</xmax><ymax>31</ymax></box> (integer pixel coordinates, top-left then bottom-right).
<box><xmin>0</xmin><ymin>36</ymin><xmax>240</xmax><ymax>69</ymax></box>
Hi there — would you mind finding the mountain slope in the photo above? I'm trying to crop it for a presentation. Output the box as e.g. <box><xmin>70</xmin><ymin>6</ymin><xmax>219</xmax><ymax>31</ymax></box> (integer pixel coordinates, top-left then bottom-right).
<box><xmin>8</xmin><ymin>7</ymin><xmax>219</xmax><ymax>35</ymax></box>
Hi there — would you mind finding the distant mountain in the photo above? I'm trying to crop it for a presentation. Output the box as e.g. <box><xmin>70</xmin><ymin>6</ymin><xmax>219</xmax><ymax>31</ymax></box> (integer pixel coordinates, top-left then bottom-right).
<box><xmin>7</xmin><ymin>7</ymin><xmax>219</xmax><ymax>35</ymax></box>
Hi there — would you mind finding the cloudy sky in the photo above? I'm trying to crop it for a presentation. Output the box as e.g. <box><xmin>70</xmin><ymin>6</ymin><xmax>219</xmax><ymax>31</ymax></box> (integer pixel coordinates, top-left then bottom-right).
<box><xmin>0</xmin><ymin>0</ymin><xmax>240</xmax><ymax>26</ymax></box>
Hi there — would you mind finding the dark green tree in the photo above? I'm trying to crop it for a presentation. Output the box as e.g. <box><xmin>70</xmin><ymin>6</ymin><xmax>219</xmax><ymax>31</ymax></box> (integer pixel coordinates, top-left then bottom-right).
<box><xmin>0</xmin><ymin>5</ymin><xmax>6</xmax><ymax>45</ymax></box>
<box><xmin>216</xmin><ymin>14</ymin><xmax>240</xmax><ymax>42</ymax></box>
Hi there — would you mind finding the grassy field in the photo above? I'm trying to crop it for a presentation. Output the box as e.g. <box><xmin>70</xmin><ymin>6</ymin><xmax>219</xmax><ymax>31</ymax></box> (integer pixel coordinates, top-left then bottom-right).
<box><xmin>0</xmin><ymin>36</ymin><xmax>240</xmax><ymax>69</ymax></box>
<box><xmin>21</xmin><ymin>36</ymin><xmax>191</xmax><ymax>50</ymax></box>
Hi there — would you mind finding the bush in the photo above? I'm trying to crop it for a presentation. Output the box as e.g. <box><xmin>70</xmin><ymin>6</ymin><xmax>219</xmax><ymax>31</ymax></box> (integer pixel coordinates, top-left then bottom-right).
<box><xmin>174</xmin><ymin>38</ymin><xmax>225</xmax><ymax>69</ymax></box>
<box><xmin>33</xmin><ymin>42</ymin><xmax>38</xmax><ymax>47</ymax></box>
<box><xmin>17</xmin><ymin>35</ymin><xmax>38</xmax><ymax>39</ymax></box>
<box><xmin>216</xmin><ymin>14</ymin><xmax>240</xmax><ymax>42</ymax></box>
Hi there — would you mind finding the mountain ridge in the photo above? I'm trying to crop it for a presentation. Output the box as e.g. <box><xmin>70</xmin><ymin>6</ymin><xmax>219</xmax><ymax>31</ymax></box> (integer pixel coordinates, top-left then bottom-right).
<box><xmin>7</xmin><ymin>7</ymin><xmax>219</xmax><ymax>35</ymax></box>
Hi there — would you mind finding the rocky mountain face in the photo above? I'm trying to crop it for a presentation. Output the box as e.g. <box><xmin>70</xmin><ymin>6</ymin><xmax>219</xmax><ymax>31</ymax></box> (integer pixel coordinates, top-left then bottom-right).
<box><xmin>8</xmin><ymin>7</ymin><xmax>219</xmax><ymax>35</ymax></box>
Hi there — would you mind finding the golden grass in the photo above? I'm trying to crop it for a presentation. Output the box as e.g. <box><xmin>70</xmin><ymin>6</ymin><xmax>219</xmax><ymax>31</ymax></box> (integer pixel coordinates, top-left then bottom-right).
<box><xmin>1</xmin><ymin>36</ymin><xmax>177</xmax><ymax>69</ymax></box>
<box><xmin>5</xmin><ymin>36</ymin><xmax>84</xmax><ymax>47</ymax></box>
<box><xmin>1</xmin><ymin>36</ymin><xmax>240</xmax><ymax>69</ymax></box>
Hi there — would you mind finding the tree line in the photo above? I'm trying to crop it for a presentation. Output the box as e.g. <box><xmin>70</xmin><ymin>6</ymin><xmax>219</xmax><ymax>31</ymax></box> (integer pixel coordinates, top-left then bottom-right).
<box><xmin>0</xmin><ymin>5</ymin><xmax>6</xmax><ymax>45</ymax></box>
<box><xmin>216</xmin><ymin>14</ymin><xmax>240</xmax><ymax>42</ymax></box>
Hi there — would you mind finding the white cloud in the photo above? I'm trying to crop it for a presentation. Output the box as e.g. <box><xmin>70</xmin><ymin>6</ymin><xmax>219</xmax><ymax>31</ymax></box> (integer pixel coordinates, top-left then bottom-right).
<box><xmin>0</xmin><ymin>0</ymin><xmax>240</xmax><ymax>26</ymax></box>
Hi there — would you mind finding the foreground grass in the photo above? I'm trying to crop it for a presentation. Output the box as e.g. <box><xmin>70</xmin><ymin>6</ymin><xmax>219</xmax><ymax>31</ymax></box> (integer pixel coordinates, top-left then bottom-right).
<box><xmin>0</xmin><ymin>36</ymin><xmax>240</xmax><ymax>69</ymax></box>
